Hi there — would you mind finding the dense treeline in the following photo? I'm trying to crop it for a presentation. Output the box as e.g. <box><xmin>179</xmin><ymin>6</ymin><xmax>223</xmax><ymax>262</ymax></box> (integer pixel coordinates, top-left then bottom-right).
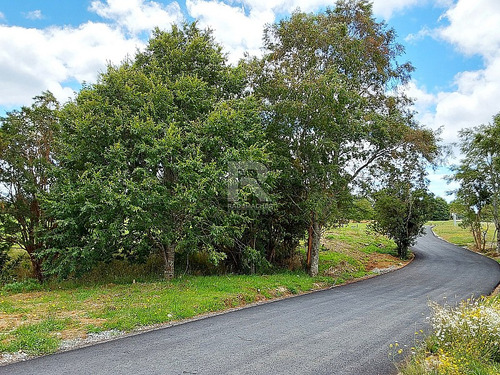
<box><xmin>0</xmin><ymin>1</ymin><xmax>439</xmax><ymax>282</ymax></box>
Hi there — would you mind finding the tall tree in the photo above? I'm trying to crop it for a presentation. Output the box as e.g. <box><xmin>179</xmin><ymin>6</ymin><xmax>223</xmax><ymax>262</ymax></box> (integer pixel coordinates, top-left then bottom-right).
<box><xmin>249</xmin><ymin>0</ymin><xmax>436</xmax><ymax>275</ymax></box>
<box><xmin>0</xmin><ymin>92</ymin><xmax>59</xmax><ymax>282</ymax></box>
<box><xmin>428</xmin><ymin>195</ymin><xmax>450</xmax><ymax>221</ymax></box>
<box><xmin>44</xmin><ymin>24</ymin><xmax>269</xmax><ymax>278</ymax></box>
<box><xmin>450</xmin><ymin>113</ymin><xmax>500</xmax><ymax>252</ymax></box>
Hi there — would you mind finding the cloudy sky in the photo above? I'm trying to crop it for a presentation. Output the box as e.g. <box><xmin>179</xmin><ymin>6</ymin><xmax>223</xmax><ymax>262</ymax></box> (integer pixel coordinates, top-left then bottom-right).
<box><xmin>1</xmin><ymin>0</ymin><xmax>499</xmax><ymax>200</ymax></box>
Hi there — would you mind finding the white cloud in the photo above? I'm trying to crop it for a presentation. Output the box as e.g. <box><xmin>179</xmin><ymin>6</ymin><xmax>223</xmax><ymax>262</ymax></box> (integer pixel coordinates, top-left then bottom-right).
<box><xmin>185</xmin><ymin>0</ymin><xmax>457</xmax><ymax>63</ymax></box>
<box><xmin>437</xmin><ymin>0</ymin><xmax>500</xmax><ymax>60</ymax></box>
<box><xmin>408</xmin><ymin>0</ymin><xmax>500</xmax><ymax>146</ymax></box>
<box><xmin>0</xmin><ymin>23</ymin><xmax>143</xmax><ymax>107</ymax></box>
<box><xmin>89</xmin><ymin>0</ymin><xmax>183</xmax><ymax>35</ymax></box>
<box><xmin>187</xmin><ymin>0</ymin><xmax>275</xmax><ymax>62</ymax></box>
<box><xmin>372</xmin><ymin>0</ymin><xmax>422</xmax><ymax>19</ymax></box>
<box><xmin>405</xmin><ymin>26</ymin><xmax>435</xmax><ymax>43</ymax></box>
<box><xmin>372</xmin><ymin>0</ymin><xmax>452</xmax><ymax>19</ymax></box>
<box><xmin>427</xmin><ymin>167</ymin><xmax>458</xmax><ymax>201</ymax></box>
<box><xmin>25</xmin><ymin>10</ymin><xmax>44</xmax><ymax>20</ymax></box>
<box><xmin>0</xmin><ymin>0</ymin><xmax>186</xmax><ymax>109</ymax></box>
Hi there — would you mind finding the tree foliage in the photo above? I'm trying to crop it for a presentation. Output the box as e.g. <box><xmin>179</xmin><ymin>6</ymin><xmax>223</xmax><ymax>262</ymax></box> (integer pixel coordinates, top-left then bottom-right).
<box><xmin>450</xmin><ymin>113</ymin><xmax>500</xmax><ymax>252</ymax></box>
<box><xmin>372</xmin><ymin>184</ymin><xmax>431</xmax><ymax>259</ymax></box>
<box><xmin>43</xmin><ymin>24</ymin><xmax>270</xmax><ymax>278</ymax></box>
<box><xmin>428</xmin><ymin>195</ymin><xmax>450</xmax><ymax>221</ymax></box>
<box><xmin>3</xmin><ymin>4</ymin><xmax>441</xmax><ymax>282</ymax></box>
<box><xmin>0</xmin><ymin>92</ymin><xmax>60</xmax><ymax>282</ymax></box>
<box><xmin>249</xmin><ymin>0</ymin><xmax>437</xmax><ymax>275</ymax></box>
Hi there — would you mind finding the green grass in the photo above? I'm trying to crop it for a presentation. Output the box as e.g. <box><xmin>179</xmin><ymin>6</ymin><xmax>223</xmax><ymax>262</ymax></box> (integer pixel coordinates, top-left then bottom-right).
<box><xmin>0</xmin><ymin>224</ymin><xmax>400</xmax><ymax>357</ymax></box>
<box><xmin>324</xmin><ymin>222</ymin><xmax>398</xmax><ymax>257</ymax></box>
<box><xmin>428</xmin><ymin>220</ymin><xmax>498</xmax><ymax>250</ymax></box>
<box><xmin>0</xmin><ymin>318</ymin><xmax>71</xmax><ymax>355</ymax></box>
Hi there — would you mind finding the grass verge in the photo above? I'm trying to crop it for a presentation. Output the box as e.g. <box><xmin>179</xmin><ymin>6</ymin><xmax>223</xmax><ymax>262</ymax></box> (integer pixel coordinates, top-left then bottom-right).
<box><xmin>0</xmin><ymin>223</ymin><xmax>403</xmax><ymax>359</ymax></box>
<box><xmin>429</xmin><ymin>221</ymin><xmax>498</xmax><ymax>254</ymax></box>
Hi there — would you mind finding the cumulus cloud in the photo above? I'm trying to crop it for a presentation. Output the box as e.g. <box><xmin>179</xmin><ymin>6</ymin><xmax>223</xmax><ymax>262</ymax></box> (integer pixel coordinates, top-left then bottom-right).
<box><xmin>89</xmin><ymin>0</ymin><xmax>184</xmax><ymax>35</ymax></box>
<box><xmin>186</xmin><ymin>0</ymin><xmax>275</xmax><ymax>62</ymax></box>
<box><xmin>0</xmin><ymin>0</ymin><xmax>188</xmax><ymax>108</ymax></box>
<box><xmin>427</xmin><ymin>167</ymin><xmax>458</xmax><ymax>201</ymax></box>
<box><xmin>24</xmin><ymin>10</ymin><xmax>44</xmax><ymax>20</ymax></box>
<box><xmin>438</xmin><ymin>0</ymin><xmax>500</xmax><ymax>60</ymax></box>
<box><xmin>372</xmin><ymin>0</ymin><xmax>453</xmax><ymax>19</ymax></box>
<box><xmin>408</xmin><ymin>0</ymin><xmax>500</xmax><ymax>146</ymax></box>
<box><xmin>0</xmin><ymin>23</ymin><xmax>143</xmax><ymax>107</ymax></box>
<box><xmin>185</xmin><ymin>0</ymin><xmax>456</xmax><ymax>62</ymax></box>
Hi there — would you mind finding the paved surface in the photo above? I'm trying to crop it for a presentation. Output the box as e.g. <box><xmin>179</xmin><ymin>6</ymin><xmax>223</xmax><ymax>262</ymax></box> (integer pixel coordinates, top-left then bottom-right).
<box><xmin>2</xmin><ymin>228</ymin><xmax>499</xmax><ymax>375</ymax></box>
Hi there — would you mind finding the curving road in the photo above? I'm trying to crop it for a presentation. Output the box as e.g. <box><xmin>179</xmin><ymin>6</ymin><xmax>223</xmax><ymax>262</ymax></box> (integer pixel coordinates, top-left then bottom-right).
<box><xmin>2</xmin><ymin>228</ymin><xmax>500</xmax><ymax>375</ymax></box>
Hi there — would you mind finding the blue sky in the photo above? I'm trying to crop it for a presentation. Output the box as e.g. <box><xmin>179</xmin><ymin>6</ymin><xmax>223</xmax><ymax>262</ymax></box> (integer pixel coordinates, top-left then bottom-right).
<box><xmin>1</xmin><ymin>0</ymin><xmax>499</xmax><ymax>200</ymax></box>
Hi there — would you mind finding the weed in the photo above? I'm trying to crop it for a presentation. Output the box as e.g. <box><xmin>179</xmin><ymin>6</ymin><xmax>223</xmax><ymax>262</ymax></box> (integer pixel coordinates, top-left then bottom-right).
<box><xmin>400</xmin><ymin>296</ymin><xmax>500</xmax><ymax>374</ymax></box>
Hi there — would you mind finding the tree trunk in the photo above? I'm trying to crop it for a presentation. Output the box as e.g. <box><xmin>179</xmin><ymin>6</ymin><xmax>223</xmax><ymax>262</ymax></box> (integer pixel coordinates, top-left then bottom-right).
<box><xmin>398</xmin><ymin>244</ymin><xmax>408</xmax><ymax>260</ymax></box>
<box><xmin>306</xmin><ymin>224</ymin><xmax>313</xmax><ymax>269</ymax></box>
<box><xmin>307</xmin><ymin>215</ymin><xmax>321</xmax><ymax>277</ymax></box>
<box><xmin>162</xmin><ymin>245</ymin><xmax>175</xmax><ymax>280</ymax></box>
<box><xmin>496</xmin><ymin>224</ymin><xmax>500</xmax><ymax>254</ymax></box>
<box><xmin>28</xmin><ymin>252</ymin><xmax>44</xmax><ymax>283</ymax></box>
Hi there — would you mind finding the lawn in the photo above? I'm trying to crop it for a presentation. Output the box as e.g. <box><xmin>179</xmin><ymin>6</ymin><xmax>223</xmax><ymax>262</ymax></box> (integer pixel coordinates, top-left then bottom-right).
<box><xmin>429</xmin><ymin>220</ymin><xmax>499</xmax><ymax>259</ymax></box>
<box><xmin>0</xmin><ymin>224</ymin><xmax>403</xmax><ymax>358</ymax></box>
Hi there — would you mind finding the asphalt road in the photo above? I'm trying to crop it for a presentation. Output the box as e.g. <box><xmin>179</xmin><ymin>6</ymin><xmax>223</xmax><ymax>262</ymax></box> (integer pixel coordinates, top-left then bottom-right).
<box><xmin>2</xmin><ymin>228</ymin><xmax>500</xmax><ymax>375</ymax></box>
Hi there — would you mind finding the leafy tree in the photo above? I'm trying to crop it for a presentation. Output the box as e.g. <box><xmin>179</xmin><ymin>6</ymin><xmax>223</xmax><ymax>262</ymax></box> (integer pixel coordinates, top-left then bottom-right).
<box><xmin>0</xmin><ymin>92</ymin><xmax>60</xmax><ymax>282</ymax></box>
<box><xmin>449</xmin><ymin>113</ymin><xmax>500</xmax><ymax>252</ymax></box>
<box><xmin>372</xmin><ymin>183</ymin><xmax>432</xmax><ymax>259</ymax></box>
<box><xmin>249</xmin><ymin>0</ymin><xmax>436</xmax><ymax>275</ymax></box>
<box><xmin>44</xmin><ymin>24</ymin><xmax>269</xmax><ymax>278</ymax></box>
<box><xmin>348</xmin><ymin>197</ymin><xmax>375</xmax><ymax>221</ymax></box>
<box><xmin>428</xmin><ymin>195</ymin><xmax>450</xmax><ymax>221</ymax></box>
<box><xmin>450</xmin><ymin>162</ymin><xmax>493</xmax><ymax>252</ymax></box>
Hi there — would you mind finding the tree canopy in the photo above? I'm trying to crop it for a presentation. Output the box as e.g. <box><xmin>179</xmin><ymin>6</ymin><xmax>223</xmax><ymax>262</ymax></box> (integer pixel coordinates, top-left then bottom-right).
<box><xmin>1</xmin><ymin>2</ymin><xmax>440</xmax><ymax>281</ymax></box>
<box><xmin>450</xmin><ymin>113</ymin><xmax>500</xmax><ymax>252</ymax></box>
<box><xmin>248</xmin><ymin>0</ymin><xmax>437</xmax><ymax>274</ymax></box>
<box><xmin>0</xmin><ymin>92</ymin><xmax>59</xmax><ymax>282</ymax></box>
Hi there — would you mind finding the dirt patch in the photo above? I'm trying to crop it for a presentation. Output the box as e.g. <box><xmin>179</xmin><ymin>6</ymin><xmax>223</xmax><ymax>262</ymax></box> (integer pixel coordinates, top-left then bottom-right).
<box><xmin>324</xmin><ymin>260</ymin><xmax>358</xmax><ymax>277</ymax></box>
<box><xmin>0</xmin><ymin>314</ymin><xmax>25</xmax><ymax>331</ymax></box>
<box><xmin>321</xmin><ymin>237</ymin><xmax>407</xmax><ymax>276</ymax></box>
<box><xmin>365</xmin><ymin>254</ymin><xmax>403</xmax><ymax>271</ymax></box>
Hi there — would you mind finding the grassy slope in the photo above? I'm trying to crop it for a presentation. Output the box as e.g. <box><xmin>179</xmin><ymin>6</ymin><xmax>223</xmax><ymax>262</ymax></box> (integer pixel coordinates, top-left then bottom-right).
<box><xmin>0</xmin><ymin>223</ymin><xmax>402</xmax><ymax>357</ymax></box>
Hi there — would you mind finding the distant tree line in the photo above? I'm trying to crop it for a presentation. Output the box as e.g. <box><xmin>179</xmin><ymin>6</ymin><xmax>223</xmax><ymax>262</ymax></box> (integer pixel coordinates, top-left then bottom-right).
<box><xmin>0</xmin><ymin>1</ymin><xmax>439</xmax><ymax>282</ymax></box>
